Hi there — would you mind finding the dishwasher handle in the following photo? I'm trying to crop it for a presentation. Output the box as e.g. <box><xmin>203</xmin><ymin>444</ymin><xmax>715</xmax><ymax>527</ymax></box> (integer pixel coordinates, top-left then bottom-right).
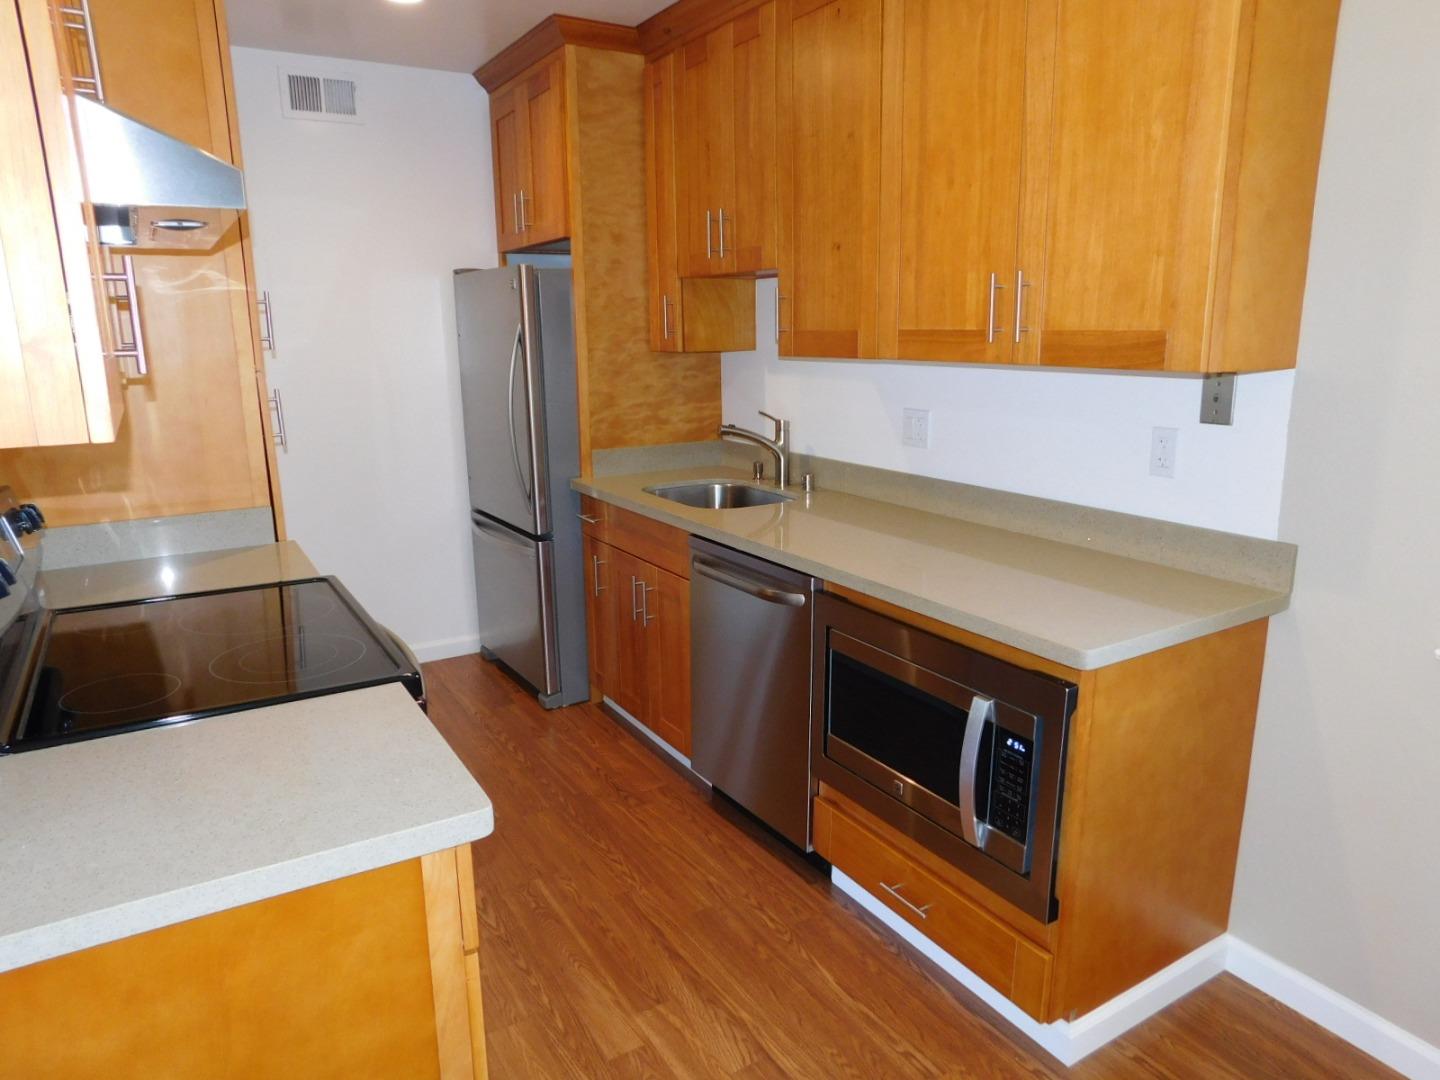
<box><xmin>693</xmin><ymin>557</ymin><xmax>809</xmax><ymax>607</ymax></box>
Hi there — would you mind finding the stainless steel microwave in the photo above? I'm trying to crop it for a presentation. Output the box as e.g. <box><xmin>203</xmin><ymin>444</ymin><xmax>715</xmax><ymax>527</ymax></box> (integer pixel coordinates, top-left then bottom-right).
<box><xmin>811</xmin><ymin>594</ymin><xmax>1078</xmax><ymax>922</ymax></box>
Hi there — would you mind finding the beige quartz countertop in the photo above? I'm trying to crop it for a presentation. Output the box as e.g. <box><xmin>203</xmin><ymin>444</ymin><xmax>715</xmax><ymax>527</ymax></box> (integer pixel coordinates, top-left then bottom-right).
<box><xmin>0</xmin><ymin>542</ymin><xmax>493</xmax><ymax>974</ymax></box>
<box><xmin>573</xmin><ymin>468</ymin><xmax>1289</xmax><ymax>671</ymax></box>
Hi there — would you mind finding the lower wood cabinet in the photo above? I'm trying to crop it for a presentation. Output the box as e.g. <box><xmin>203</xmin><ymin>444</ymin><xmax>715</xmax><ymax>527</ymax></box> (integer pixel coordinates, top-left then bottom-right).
<box><xmin>0</xmin><ymin>845</ymin><xmax>488</xmax><ymax>1079</ymax></box>
<box><xmin>581</xmin><ymin>501</ymin><xmax>692</xmax><ymax>756</ymax></box>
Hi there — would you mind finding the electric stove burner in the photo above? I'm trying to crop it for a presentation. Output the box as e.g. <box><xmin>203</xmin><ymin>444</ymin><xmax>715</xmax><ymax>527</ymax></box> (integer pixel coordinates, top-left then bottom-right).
<box><xmin>2</xmin><ymin>577</ymin><xmax>425</xmax><ymax>753</ymax></box>
<box><xmin>58</xmin><ymin>672</ymin><xmax>182</xmax><ymax>716</ymax></box>
<box><xmin>209</xmin><ymin>632</ymin><xmax>367</xmax><ymax>684</ymax></box>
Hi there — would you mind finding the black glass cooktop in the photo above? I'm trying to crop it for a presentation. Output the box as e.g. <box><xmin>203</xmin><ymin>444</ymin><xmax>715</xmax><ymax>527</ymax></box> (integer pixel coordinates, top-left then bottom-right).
<box><xmin>2</xmin><ymin>577</ymin><xmax>421</xmax><ymax>753</ymax></box>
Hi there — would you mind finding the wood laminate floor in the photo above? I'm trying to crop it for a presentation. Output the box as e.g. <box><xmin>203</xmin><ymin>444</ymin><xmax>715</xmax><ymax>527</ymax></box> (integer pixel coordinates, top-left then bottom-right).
<box><xmin>425</xmin><ymin>654</ymin><xmax>1396</xmax><ymax>1079</ymax></box>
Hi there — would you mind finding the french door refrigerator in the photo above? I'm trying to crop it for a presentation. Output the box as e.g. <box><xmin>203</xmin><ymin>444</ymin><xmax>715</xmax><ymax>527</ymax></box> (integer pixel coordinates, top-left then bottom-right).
<box><xmin>454</xmin><ymin>263</ymin><xmax>588</xmax><ymax>708</ymax></box>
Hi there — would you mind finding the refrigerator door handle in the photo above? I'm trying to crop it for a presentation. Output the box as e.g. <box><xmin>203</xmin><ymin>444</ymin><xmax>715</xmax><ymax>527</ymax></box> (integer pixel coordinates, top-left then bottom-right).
<box><xmin>517</xmin><ymin>265</ymin><xmax>552</xmax><ymax>537</ymax></box>
<box><xmin>505</xmin><ymin>323</ymin><xmax>532</xmax><ymax>505</ymax></box>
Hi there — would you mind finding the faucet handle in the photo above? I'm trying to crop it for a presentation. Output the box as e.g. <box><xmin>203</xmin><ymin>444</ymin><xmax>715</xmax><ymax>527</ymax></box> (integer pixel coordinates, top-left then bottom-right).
<box><xmin>757</xmin><ymin>410</ymin><xmax>785</xmax><ymax>441</ymax></box>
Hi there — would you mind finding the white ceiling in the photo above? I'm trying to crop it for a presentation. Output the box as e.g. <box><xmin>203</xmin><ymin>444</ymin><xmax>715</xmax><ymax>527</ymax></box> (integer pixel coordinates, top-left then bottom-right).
<box><xmin>227</xmin><ymin>0</ymin><xmax>670</xmax><ymax>74</ymax></box>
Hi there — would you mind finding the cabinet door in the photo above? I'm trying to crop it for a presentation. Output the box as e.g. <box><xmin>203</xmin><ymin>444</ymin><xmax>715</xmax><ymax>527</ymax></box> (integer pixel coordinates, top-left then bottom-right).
<box><xmin>649</xmin><ymin>566</ymin><xmax>692</xmax><ymax>757</ymax></box>
<box><xmin>609</xmin><ymin>547</ymin><xmax>652</xmax><ymax>725</ymax></box>
<box><xmin>776</xmin><ymin>0</ymin><xmax>884</xmax><ymax>358</ymax></box>
<box><xmin>644</xmin><ymin>55</ymin><xmax>684</xmax><ymax>351</ymax></box>
<box><xmin>729</xmin><ymin>2</ymin><xmax>778</xmax><ymax>275</ymax></box>
<box><xmin>675</xmin><ymin>22</ymin><xmax>736</xmax><ymax>277</ymax></box>
<box><xmin>520</xmin><ymin>57</ymin><xmax>568</xmax><ymax>247</ymax></box>
<box><xmin>1017</xmin><ymin>0</ymin><xmax>1240</xmax><ymax>371</ymax></box>
<box><xmin>879</xmin><ymin>0</ymin><xmax>1028</xmax><ymax>363</ymax></box>
<box><xmin>492</xmin><ymin>82</ymin><xmax>528</xmax><ymax>252</ymax></box>
<box><xmin>583</xmin><ymin>536</ymin><xmax>618</xmax><ymax>698</ymax></box>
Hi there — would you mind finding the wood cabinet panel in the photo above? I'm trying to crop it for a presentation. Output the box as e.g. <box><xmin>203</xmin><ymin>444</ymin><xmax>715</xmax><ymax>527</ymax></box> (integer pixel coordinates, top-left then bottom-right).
<box><xmin>492</xmin><ymin>84</ymin><xmax>528</xmax><ymax>250</ymax></box>
<box><xmin>609</xmin><ymin>545</ymin><xmax>653</xmax><ymax>723</ymax></box>
<box><xmin>584</xmin><ymin>535</ymin><xmax>620</xmax><ymax>699</ymax></box>
<box><xmin>727</xmin><ymin>2</ymin><xmax>777</xmax><ymax>274</ymax></box>
<box><xmin>644</xmin><ymin>54</ymin><xmax>684</xmax><ymax>350</ymax></box>
<box><xmin>676</xmin><ymin>23</ymin><xmax>736</xmax><ymax>276</ymax></box>
<box><xmin>878</xmin><ymin>0</ymin><xmax>1028</xmax><ymax>363</ymax></box>
<box><xmin>650</xmin><ymin>565</ymin><xmax>691</xmax><ymax>755</ymax></box>
<box><xmin>1020</xmin><ymin>0</ymin><xmax>1240</xmax><ymax>371</ymax></box>
<box><xmin>522</xmin><ymin>58</ymin><xmax>569</xmax><ymax>245</ymax></box>
<box><xmin>776</xmin><ymin>0</ymin><xmax>883</xmax><ymax>358</ymax></box>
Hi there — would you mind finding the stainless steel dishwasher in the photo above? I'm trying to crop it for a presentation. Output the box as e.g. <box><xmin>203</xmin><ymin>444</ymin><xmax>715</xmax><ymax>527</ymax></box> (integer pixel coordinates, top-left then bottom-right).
<box><xmin>690</xmin><ymin>536</ymin><xmax>818</xmax><ymax>849</ymax></box>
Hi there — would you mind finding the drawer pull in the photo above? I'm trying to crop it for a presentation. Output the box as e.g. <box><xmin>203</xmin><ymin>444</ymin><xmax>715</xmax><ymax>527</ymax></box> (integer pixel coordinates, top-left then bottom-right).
<box><xmin>879</xmin><ymin>881</ymin><xmax>932</xmax><ymax>920</ymax></box>
<box><xmin>578</xmin><ymin>513</ymin><xmax>601</xmax><ymax>524</ymax></box>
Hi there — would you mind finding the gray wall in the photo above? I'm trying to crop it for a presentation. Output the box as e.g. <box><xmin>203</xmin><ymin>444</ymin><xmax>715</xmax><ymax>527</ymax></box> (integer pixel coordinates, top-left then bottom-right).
<box><xmin>1231</xmin><ymin>0</ymin><xmax>1440</xmax><ymax>1046</ymax></box>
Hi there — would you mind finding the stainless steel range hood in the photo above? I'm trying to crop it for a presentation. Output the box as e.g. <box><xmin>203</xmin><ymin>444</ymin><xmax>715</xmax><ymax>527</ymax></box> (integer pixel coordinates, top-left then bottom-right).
<box><xmin>75</xmin><ymin>95</ymin><xmax>246</xmax><ymax>248</ymax></box>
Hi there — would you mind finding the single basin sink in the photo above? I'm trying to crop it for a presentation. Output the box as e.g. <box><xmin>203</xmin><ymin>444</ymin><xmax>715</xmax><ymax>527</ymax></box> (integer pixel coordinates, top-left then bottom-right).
<box><xmin>644</xmin><ymin>481</ymin><xmax>793</xmax><ymax>510</ymax></box>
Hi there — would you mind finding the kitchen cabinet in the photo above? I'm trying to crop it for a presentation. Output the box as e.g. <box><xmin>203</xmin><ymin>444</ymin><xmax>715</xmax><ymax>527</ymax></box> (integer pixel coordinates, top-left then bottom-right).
<box><xmin>0</xmin><ymin>0</ymin><xmax>282</xmax><ymax>528</ymax></box>
<box><xmin>0</xmin><ymin>847</ymin><xmax>488</xmax><ymax>1078</ymax></box>
<box><xmin>489</xmin><ymin>53</ymin><xmax>568</xmax><ymax>253</ymax></box>
<box><xmin>478</xmin><ymin>21</ymin><xmax>726</xmax><ymax>469</ymax></box>
<box><xmin>876</xmin><ymin>0</ymin><xmax>1028</xmax><ymax>363</ymax></box>
<box><xmin>644</xmin><ymin>52</ymin><xmax>757</xmax><ymax>353</ymax></box>
<box><xmin>0</xmin><ymin>0</ymin><xmax>123</xmax><ymax>448</ymax></box>
<box><xmin>579</xmin><ymin>502</ymin><xmax>692</xmax><ymax>756</ymax></box>
<box><xmin>673</xmin><ymin>3</ymin><xmax>777</xmax><ymax>279</ymax></box>
<box><xmin>775</xmin><ymin>0</ymin><xmax>885</xmax><ymax>359</ymax></box>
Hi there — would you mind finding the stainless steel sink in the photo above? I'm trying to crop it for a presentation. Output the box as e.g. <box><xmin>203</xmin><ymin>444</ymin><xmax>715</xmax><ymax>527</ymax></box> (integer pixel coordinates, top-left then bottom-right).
<box><xmin>644</xmin><ymin>481</ymin><xmax>793</xmax><ymax>510</ymax></box>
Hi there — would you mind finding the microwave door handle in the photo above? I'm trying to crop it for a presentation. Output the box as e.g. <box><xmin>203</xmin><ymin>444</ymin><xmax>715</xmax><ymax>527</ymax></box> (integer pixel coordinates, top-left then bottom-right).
<box><xmin>959</xmin><ymin>694</ymin><xmax>995</xmax><ymax>848</ymax></box>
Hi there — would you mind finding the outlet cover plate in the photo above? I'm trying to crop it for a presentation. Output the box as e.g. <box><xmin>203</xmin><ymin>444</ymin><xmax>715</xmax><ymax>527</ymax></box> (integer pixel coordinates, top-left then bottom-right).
<box><xmin>902</xmin><ymin>407</ymin><xmax>931</xmax><ymax>449</ymax></box>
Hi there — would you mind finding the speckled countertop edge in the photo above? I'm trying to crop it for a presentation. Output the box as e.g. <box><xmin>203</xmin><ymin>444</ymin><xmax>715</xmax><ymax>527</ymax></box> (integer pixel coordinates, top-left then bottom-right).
<box><xmin>573</xmin><ymin>468</ymin><xmax>1290</xmax><ymax>671</ymax></box>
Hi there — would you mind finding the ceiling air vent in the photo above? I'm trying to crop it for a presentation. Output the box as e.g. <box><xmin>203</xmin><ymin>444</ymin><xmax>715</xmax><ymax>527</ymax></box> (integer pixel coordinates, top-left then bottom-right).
<box><xmin>278</xmin><ymin>69</ymin><xmax>362</xmax><ymax>124</ymax></box>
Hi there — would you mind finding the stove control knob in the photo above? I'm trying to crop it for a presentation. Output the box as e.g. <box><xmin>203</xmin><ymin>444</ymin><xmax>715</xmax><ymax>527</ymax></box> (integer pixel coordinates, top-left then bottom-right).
<box><xmin>18</xmin><ymin>503</ymin><xmax>43</xmax><ymax>531</ymax></box>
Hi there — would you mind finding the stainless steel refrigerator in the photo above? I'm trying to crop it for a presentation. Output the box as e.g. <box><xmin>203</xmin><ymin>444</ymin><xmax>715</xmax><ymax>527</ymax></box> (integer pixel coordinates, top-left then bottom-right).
<box><xmin>454</xmin><ymin>262</ymin><xmax>588</xmax><ymax>708</ymax></box>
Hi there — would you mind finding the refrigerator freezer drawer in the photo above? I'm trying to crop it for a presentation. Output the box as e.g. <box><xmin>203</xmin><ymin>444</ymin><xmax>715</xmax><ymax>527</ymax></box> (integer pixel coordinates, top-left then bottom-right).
<box><xmin>471</xmin><ymin>513</ymin><xmax>559</xmax><ymax>697</ymax></box>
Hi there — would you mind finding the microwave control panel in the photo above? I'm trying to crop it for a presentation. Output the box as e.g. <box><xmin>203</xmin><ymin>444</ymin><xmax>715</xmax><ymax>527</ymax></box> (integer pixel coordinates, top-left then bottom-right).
<box><xmin>987</xmin><ymin>731</ymin><xmax>1034</xmax><ymax>845</ymax></box>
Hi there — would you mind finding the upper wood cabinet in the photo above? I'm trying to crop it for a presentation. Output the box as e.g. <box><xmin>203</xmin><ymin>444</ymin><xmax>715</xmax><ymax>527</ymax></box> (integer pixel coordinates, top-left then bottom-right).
<box><xmin>775</xmin><ymin>0</ymin><xmax>884</xmax><ymax>359</ymax></box>
<box><xmin>644</xmin><ymin>53</ymin><xmax>684</xmax><ymax>351</ymax></box>
<box><xmin>1</xmin><ymin>0</ymin><xmax>124</xmax><ymax>449</ymax></box>
<box><xmin>876</xmin><ymin>0</ymin><xmax>1028</xmax><ymax>364</ymax></box>
<box><xmin>674</xmin><ymin>3</ymin><xmax>777</xmax><ymax>279</ymax></box>
<box><xmin>489</xmin><ymin>54</ymin><xmax>569</xmax><ymax>253</ymax></box>
<box><xmin>873</xmin><ymin>0</ymin><xmax>1339</xmax><ymax>372</ymax></box>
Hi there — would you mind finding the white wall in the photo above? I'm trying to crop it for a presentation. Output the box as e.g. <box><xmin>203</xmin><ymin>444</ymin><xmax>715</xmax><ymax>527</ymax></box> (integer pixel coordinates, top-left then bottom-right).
<box><xmin>724</xmin><ymin>280</ymin><xmax>1294</xmax><ymax>539</ymax></box>
<box><xmin>231</xmin><ymin>48</ymin><xmax>494</xmax><ymax>658</ymax></box>
<box><xmin>1230</xmin><ymin>0</ymin><xmax>1440</xmax><ymax>1051</ymax></box>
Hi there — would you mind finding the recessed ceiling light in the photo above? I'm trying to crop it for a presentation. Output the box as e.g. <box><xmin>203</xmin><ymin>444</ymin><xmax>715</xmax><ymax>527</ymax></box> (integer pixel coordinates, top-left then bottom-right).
<box><xmin>387</xmin><ymin>0</ymin><xmax>423</xmax><ymax>5</ymax></box>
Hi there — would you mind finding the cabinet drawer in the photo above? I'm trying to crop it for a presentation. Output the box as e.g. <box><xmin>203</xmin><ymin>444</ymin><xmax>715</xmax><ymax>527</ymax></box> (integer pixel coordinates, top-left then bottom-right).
<box><xmin>579</xmin><ymin>495</ymin><xmax>609</xmax><ymax>538</ymax></box>
<box><xmin>816</xmin><ymin>796</ymin><xmax>1052</xmax><ymax>1020</ymax></box>
<box><xmin>597</xmin><ymin>502</ymin><xmax>691</xmax><ymax>580</ymax></box>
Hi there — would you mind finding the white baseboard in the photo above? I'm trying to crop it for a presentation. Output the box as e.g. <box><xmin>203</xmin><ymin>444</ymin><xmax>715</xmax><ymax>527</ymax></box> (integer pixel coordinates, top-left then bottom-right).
<box><xmin>833</xmin><ymin>867</ymin><xmax>1440</xmax><ymax>1076</ymax></box>
<box><xmin>1226</xmin><ymin>938</ymin><xmax>1440</xmax><ymax>1080</ymax></box>
<box><xmin>411</xmin><ymin>633</ymin><xmax>481</xmax><ymax>663</ymax></box>
<box><xmin>830</xmin><ymin>868</ymin><xmax>1227</xmax><ymax>1067</ymax></box>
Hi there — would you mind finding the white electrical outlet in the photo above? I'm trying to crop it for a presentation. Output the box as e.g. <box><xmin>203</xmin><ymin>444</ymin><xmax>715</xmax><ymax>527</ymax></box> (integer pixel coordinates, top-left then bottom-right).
<box><xmin>1150</xmin><ymin>426</ymin><xmax>1179</xmax><ymax>478</ymax></box>
<box><xmin>902</xmin><ymin>407</ymin><xmax>931</xmax><ymax>449</ymax></box>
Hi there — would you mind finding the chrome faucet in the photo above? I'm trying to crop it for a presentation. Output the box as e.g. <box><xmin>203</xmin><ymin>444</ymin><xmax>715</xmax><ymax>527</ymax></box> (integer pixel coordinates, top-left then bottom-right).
<box><xmin>719</xmin><ymin>410</ymin><xmax>790</xmax><ymax>489</ymax></box>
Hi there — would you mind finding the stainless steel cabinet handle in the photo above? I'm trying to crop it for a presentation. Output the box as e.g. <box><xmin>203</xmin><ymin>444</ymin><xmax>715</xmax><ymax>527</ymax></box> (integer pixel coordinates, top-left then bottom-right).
<box><xmin>512</xmin><ymin>192</ymin><xmax>521</xmax><ymax>232</ymax></box>
<box><xmin>693</xmin><ymin>558</ymin><xmax>808</xmax><ymax>607</ymax></box>
<box><xmin>629</xmin><ymin>576</ymin><xmax>643</xmax><ymax>622</ymax></box>
<box><xmin>59</xmin><ymin>0</ymin><xmax>105</xmax><ymax>100</ymax></box>
<box><xmin>705</xmin><ymin>210</ymin><xmax>713</xmax><ymax>259</ymax></box>
<box><xmin>1013</xmin><ymin>270</ymin><xmax>1030</xmax><ymax>345</ymax></box>
<box><xmin>661</xmin><ymin>294</ymin><xmax>673</xmax><ymax>340</ymax></box>
<box><xmin>986</xmin><ymin>272</ymin><xmax>1005</xmax><ymax>344</ymax></box>
<box><xmin>958</xmin><ymin>694</ymin><xmax>995</xmax><ymax>847</ymax></box>
<box><xmin>257</xmin><ymin>290</ymin><xmax>275</xmax><ymax>352</ymax></box>
<box><xmin>518</xmin><ymin>190</ymin><xmax>530</xmax><ymax>230</ymax></box>
<box><xmin>591</xmin><ymin>554</ymin><xmax>605</xmax><ymax>595</ymax></box>
<box><xmin>717</xmin><ymin>208</ymin><xmax>727</xmax><ymax>259</ymax></box>
<box><xmin>101</xmin><ymin>253</ymin><xmax>147</xmax><ymax>378</ymax></box>
<box><xmin>776</xmin><ymin>294</ymin><xmax>790</xmax><ymax>340</ymax></box>
<box><xmin>643</xmin><ymin>583</ymin><xmax>657</xmax><ymax>625</ymax></box>
<box><xmin>268</xmin><ymin>388</ymin><xmax>287</xmax><ymax>449</ymax></box>
<box><xmin>578</xmin><ymin>513</ymin><xmax>601</xmax><ymax>524</ymax></box>
<box><xmin>879</xmin><ymin>882</ymin><xmax>932</xmax><ymax>920</ymax></box>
